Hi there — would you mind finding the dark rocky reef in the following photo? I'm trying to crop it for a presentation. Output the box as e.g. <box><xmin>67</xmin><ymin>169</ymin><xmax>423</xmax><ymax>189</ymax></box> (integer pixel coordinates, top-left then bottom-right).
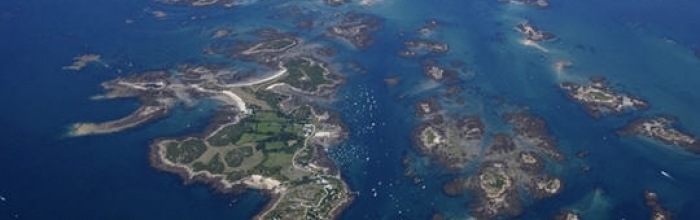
<box><xmin>295</xmin><ymin>19</ymin><xmax>314</xmax><ymax>30</ymax></box>
<box><xmin>576</xmin><ymin>150</ymin><xmax>589</xmax><ymax>159</ymax></box>
<box><xmin>325</xmin><ymin>0</ymin><xmax>350</xmax><ymax>6</ymax></box>
<box><xmin>504</xmin><ymin>112</ymin><xmax>563</xmax><ymax>160</ymax></box>
<box><xmin>457</xmin><ymin>116</ymin><xmax>486</xmax><ymax>141</ymax></box>
<box><xmin>431</xmin><ymin>213</ymin><xmax>446</xmax><ymax>220</ymax></box>
<box><xmin>442</xmin><ymin>177</ymin><xmax>469</xmax><ymax>197</ymax></box>
<box><xmin>488</xmin><ymin>133</ymin><xmax>517</xmax><ymax>154</ymax></box>
<box><xmin>383</xmin><ymin>76</ymin><xmax>401</xmax><ymax>87</ymax></box>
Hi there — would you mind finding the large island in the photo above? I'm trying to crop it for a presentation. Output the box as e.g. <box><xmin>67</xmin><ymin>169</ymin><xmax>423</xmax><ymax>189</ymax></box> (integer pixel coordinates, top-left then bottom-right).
<box><xmin>71</xmin><ymin>34</ymin><xmax>354</xmax><ymax>219</ymax></box>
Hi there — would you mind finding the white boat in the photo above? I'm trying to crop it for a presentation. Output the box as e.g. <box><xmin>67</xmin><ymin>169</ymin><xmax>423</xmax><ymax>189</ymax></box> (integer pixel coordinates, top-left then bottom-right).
<box><xmin>661</xmin><ymin>171</ymin><xmax>672</xmax><ymax>179</ymax></box>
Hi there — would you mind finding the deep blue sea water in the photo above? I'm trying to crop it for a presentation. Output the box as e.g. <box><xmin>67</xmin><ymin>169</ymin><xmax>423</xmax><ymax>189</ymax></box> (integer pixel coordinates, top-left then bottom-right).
<box><xmin>2</xmin><ymin>0</ymin><xmax>700</xmax><ymax>219</ymax></box>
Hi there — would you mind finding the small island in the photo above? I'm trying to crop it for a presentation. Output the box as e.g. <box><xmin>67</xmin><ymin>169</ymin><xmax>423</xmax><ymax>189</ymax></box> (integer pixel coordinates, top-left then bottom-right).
<box><xmin>619</xmin><ymin>116</ymin><xmax>700</xmax><ymax>154</ymax></box>
<box><xmin>398</xmin><ymin>40</ymin><xmax>450</xmax><ymax>58</ymax></box>
<box><xmin>515</xmin><ymin>21</ymin><xmax>556</xmax><ymax>42</ymax></box>
<box><xmin>398</xmin><ymin>19</ymin><xmax>448</xmax><ymax>57</ymax></box>
<box><xmin>417</xmin><ymin>19</ymin><xmax>440</xmax><ymax>37</ymax></box>
<box><xmin>327</xmin><ymin>13</ymin><xmax>381</xmax><ymax>49</ymax></box>
<box><xmin>211</xmin><ymin>28</ymin><xmax>233</xmax><ymax>39</ymax></box>
<box><xmin>500</xmin><ymin>0</ymin><xmax>550</xmax><ymax>8</ymax></box>
<box><xmin>71</xmin><ymin>35</ymin><xmax>355</xmax><ymax>219</ymax></box>
<box><xmin>421</xmin><ymin>59</ymin><xmax>459</xmax><ymax>82</ymax></box>
<box><xmin>468</xmin><ymin>162</ymin><xmax>523</xmax><ymax>219</ymax></box>
<box><xmin>561</xmin><ymin>77</ymin><xmax>649</xmax><ymax>118</ymax></box>
<box><xmin>527</xmin><ymin>174</ymin><xmax>562</xmax><ymax>198</ymax></box>
<box><xmin>158</xmin><ymin>0</ymin><xmax>239</xmax><ymax>7</ymax></box>
<box><xmin>554</xmin><ymin>210</ymin><xmax>582</xmax><ymax>220</ymax></box>
<box><xmin>413</xmin><ymin>113</ymin><xmax>485</xmax><ymax>170</ymax></box>
<box><xmin>414</xmin><ymin>99</ymin><xmax>441</xmax><ymax>117</ymax></box>
<box><xmin>62</xmin><ymin>54</ymin><xmax>102</xmax><ymax>71</ymax></box>
<box><xmin>644</xmin><ymin>190</ymin><xmax>673</xmax><ymax>220</ymax></box>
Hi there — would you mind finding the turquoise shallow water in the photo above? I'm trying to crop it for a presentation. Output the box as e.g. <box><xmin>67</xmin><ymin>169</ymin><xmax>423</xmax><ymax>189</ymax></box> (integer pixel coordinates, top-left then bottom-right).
<box><xmin>1</xmin><ymin>0</ymin><xmax>700</xmax><ymax>219</ymax></box>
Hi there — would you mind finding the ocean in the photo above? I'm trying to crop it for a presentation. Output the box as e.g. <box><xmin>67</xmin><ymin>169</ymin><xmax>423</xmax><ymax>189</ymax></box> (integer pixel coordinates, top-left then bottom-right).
<box><xmin>1</xmin><ymin>0</ymin><xmax>700</xmax><ymax>219</ymax></box>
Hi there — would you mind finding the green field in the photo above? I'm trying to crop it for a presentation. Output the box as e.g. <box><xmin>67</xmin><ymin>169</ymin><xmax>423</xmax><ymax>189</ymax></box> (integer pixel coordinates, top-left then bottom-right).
<box><xmin>258</xmin><ymin>38</ymin><xmax>295</xmax><ymax>50</ymax></box>
<box><xmin>207</xmin><ymin>111</ymin><xmax>292</xmax><ymax>147</ymax></box>
<box><xmin>281</xmin><ymin>58</ymin><xmax>330</xmax><ymax>92</ymax></box>
<box><xmin>263</xmin><ymin>152</ymin><xmax>294</xmax><ymax>168</ymax></box>
<box><xmin>165</xmin><ymin>139</ymin><xmax>207</xmax><ymax>164</ymax></box>
<box><xmin>192</xmin><ymin>153</ymin><xmax>226</xmax><ymax>174</ymax></box>
<box><xmin>170</xmin><ymin>109</ymin><xmax>313</xmax><ymax>182</ymax></box>
<box><xmin>265</xmin><ymin>141</ymin><xmax>287</xmax><ymax>151</ymax></box>
<box><xmin>253</xmin><ymin>90</ymin><xmax>286</xmax><ymax>110</ymax></box>
<box><xmin>254</xmin><ymin>111</ymin><xmax>288</xmax><ymax>123</ymax></box>
<box><xmin>236</xmin><ymin>133</ymin><xmax>271</xmax><ymax>146</ymax></box>
<box><xmin>224</xmin><ymin>146</ymin><xmax>254</xmax><ymax>168</ymax></box>
<box><xmin>256</xmin><ymin>122</ymin><xmax>282</xmax><ymax>133</ymax></box>
<box><xmin>207</xmin><ymin>125</ymin><xmax>247</xmax><ymax>147</ymax></box>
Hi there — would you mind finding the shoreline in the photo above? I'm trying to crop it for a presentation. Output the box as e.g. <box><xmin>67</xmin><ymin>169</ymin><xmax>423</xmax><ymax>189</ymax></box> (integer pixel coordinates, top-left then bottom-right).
<box><xmin>68</xmin><ymin>105</ymin><xmax>170</xmax><ymax>137</ymax></box>
<box><xmin>145</xmin><ymin>102</ymin><xmax>353</xmax><ymax>219</ymax></box>
<box><xmin>149</xmin><ymin>138</ymin><xmax>354</xmax><ymax>219</ymax></box>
